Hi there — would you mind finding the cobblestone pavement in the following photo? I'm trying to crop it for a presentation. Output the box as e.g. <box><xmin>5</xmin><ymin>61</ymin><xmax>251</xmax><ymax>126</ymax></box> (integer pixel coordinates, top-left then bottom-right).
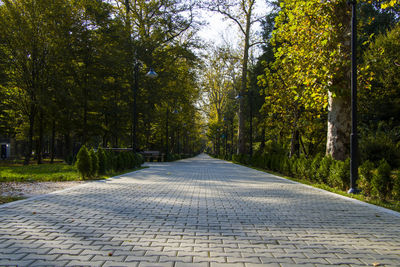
<box><xmin>1</xmin><ymin>154</ymin><xmax>400</xmax><ymax>267</ymax></box>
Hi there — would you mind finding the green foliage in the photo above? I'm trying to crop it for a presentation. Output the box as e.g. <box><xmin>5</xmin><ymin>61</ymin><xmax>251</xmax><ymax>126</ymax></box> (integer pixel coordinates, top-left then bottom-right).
<box><xmin>359</xmin><ymin>132</ymin><xmax>400</xmax><ymax>168</ymax></box>
<box><xmin>310</xmin><ymin>153</ymin><xmax>323</xmax><ymax>182</ymax></box>
<box><xmin>328</xmin><ymin>158</ymin><xmax>350</xmax><ymax>190</ymax></box>
<box><xmin>89</xmin><ymin>149</ymin><xmax>99</xmax><ymax>178</ymax></box>
<box><xmin>393</xmin><ymin>171</ymin><xmax>400</xmax><ymax>201</ymax></box>
<box><xmin>0</xmin><ymin>163</ymin><xmax>79</xmax><ymax>182</ymax></box>
<box><xmin>75</xmin><ymin>145</ymin><xmax>91</xmax><ymax>179</ymax></box>
<box><xmin>316</xmin><ymin>156</ymin><xmax>334</xmax><ymax>184</ymax></box>
<box><xmin>296</xmin><ymin>155</ymin><xmax>312</xmax><ymax>180</ymax></box>
<box><xmin>358</xmin><ymin>160</ymin><xmax>375</xmax><ymax>196</ymax></box>
<box><xmin>371</xmin><ymin>159</ymin><xmax>392</xmax><ymax>200</ymax></box>
<box><xmin>97</xmin><ymin>148</ymin><xmax>106</xmax><ymax>175</ymax></box>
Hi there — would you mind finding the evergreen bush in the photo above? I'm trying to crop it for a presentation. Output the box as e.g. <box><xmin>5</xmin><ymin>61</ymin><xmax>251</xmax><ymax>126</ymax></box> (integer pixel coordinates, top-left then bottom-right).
<box><xmin>371</xmin><ymin>159</ymin><xmax>392</xmax><ymax>200</ymax></box>
<box><xmin>97</xmin><ymin>148</ymin><xmax>106</xmax><ymax>175</ymax></box>
<box><xmin>289</xmin><ymin>155</ymin><xmax>297</xmax><ymax>176</ymax></box>
<box><xmin>328</xmin><ymin>158</ymin><xmax>350</xmax><ymax>190</ymax></box>
<box><xmin>116</xmin><ymin>153</ymin><xmax>124</xmax><ymax>171</ymax></box>
<box><xmin>358</xmin><ymin>160</ymin><xmax>375</xmax><ymax>196</ymax></box>
<box><xmin>89</xmin><ymin>149</ymin><xmax>98</xmax><ymax>178</ymax></box>
<box><xmin>310</xmin><ymin>153</ymin><xmax>323</xmax><ymax>182</ymax></box>
<box><xmin>316</xmin><ymin>155</ymin><xmax>333</xmax><ymax>183</ymax></box>
<box><xmin>360</xmin><ymin>133</ymin><xmax>400</xmax><ymax>168</ymax></box>
<box><xmin>393</xmin><ymin>172</ymin><xmax>400</xmax><ymax>201</ymax></box>
<box><xmin>75</xmin><ymin>145</ymin><xmax>91</xmax><ymax>179</ymax></box>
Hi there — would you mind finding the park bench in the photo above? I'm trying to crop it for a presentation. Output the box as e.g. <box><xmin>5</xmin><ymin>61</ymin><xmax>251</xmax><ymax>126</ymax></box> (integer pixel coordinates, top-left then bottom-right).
<box><xmin>142</xmin><ymin>151</ymin><xmax>164</xmax><ymax>162</ymax></box>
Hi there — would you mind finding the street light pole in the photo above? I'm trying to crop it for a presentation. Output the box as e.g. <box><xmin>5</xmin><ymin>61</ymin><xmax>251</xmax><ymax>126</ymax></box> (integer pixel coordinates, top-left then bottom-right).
<box><xmin>166</xmin><ymin>106</ymin><xmax>169</xmax><ymax>161</ymax></box>
<box><xmin>249</xmin><ymin>91</ymin><xmax>253</xmax><ymax>157</ymax></box>
<box><xmin>348</xmin><ymin>0</ymin><xmax>358</xmax><ymax>194</ymax></box>
<box><xmin>132</xmin><ymin>62</ymin><xmax>139</xmax><ymax>152</ymax></box>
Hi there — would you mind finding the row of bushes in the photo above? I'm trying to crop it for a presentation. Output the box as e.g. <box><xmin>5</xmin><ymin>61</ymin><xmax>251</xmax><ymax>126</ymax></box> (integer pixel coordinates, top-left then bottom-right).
<box><xmin>76</xmin><ymin>146</ymin><xmax>144</xmax><ymax>179</ymax></box>
<box><xmin>213</xmin><ymin>153</ymin><xmax>399</xmax><ymax>201</ymax></box>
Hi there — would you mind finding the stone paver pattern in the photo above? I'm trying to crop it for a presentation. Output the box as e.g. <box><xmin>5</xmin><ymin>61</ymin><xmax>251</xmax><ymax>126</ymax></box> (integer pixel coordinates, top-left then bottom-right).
<box><xmin>1</xmin><ymin>154</ymin><xmax>400</xmax><ymax>267</ymax></box>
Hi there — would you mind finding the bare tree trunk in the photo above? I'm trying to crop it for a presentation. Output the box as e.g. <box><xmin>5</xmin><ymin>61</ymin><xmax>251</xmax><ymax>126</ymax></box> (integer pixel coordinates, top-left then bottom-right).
<box><xmin>326</xmin><ymin>91</ymin><xmax>351</xmax><ymax>160</ymax></box>
<box><xmin>50</xmin><ymin>119</ymin><xmax>55</xmax><ymax>163</ymax></box>
<box><xmin>24</xmin><ymin>104</ymin><xmax>36</xmax><ymax>165</ymax></box>
<box><xmin>37</xmin><ymin>110</ymin><xmax>44</xmax><ymax>164</ymax></box>
<box><xmin>259</xmin><ymin>126</ymin><xmax>266</xmax><ymax>152</ymax></box>
<box><xmin>326</xmin><ymin>2</ymin><xmax>352</xmax><ymax>161</ymax></box>
<box><xmin>237</xmin><ymin>4</ymin><xmax>252</xmax><ymax>155</ymax></box>
<box><xmin>290</xmin><ymin>129</ymin><xmax>300</xmax><ymax>158</ymax></box>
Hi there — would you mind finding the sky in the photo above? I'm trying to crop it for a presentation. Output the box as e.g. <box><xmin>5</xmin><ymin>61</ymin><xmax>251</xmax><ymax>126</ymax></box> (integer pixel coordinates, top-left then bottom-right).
<box><xmin>196</xmin><ymin>2</ymin><xmax>272</xmax><ymax>49</ymax></box>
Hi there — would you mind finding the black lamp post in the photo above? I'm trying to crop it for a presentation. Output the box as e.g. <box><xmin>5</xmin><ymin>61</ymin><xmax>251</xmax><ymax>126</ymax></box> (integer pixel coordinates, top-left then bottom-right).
<box><xmin>348</xmin><ymin>0</ymin><xmax>358</xmax><ymax>194</ymax></box>
<box><xmin>165</xmin><ymin>105</ymin><xmax>169</xmax><ymax>161</ymax></box>
<box><xmin>132</xmin><ymin>64</ymin><xmax>157</xmax><ymax>152</ymax></box>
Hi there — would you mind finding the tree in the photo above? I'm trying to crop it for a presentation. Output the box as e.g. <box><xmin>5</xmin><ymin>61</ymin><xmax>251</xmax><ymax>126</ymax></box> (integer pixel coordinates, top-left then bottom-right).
<box><xmin>202</xmin><ymin>0</ymin><xmax>265</xmax><ymax>155</ymax></box>
<box><xmin>76</xmin><ymin>145</ymin><xmax>91</xmax><ymax>179</ymax></box>
<box><xmin>264</xmin><ymin>0</ymin><xmax>358</xmax><ymax>160</ymax></box>
<box><xmin>202</xmin><ymin>45</ymin><xmax>240</xmax><ymax>155</ymax></box>
<box><xmin>361</xmin><ymin>22</ymin><xmax>400</xmax><ymax>126</ymax></box>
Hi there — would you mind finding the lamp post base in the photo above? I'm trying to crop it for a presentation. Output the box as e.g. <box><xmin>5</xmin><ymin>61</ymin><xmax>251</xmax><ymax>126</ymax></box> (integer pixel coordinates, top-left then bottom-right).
<box><xmin>347</xmin><ymin>187</ymin><xmax>360</xmax><ymax>194</ymax></box>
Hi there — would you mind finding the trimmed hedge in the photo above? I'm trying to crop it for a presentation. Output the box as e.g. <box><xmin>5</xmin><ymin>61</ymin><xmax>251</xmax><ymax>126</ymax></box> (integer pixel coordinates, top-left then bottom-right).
<box><xmin>216</xmin><ymin>151</ymin><xmax>398</xmax><ymax>201</ymax></box>
<box><xmin>75</xmin><ymin>147</ymin><xmax>143</xmax><ymax>179</ymax></box>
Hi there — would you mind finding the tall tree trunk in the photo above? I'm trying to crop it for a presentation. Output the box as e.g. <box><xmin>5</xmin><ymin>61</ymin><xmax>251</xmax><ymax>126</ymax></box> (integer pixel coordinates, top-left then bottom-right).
<box><xmin>37</xmin><ymin>110</ymin><xmax>44</xmax><ymax>164</ymax></box>
<box><xmin>326</xmin><ymin>91</ymin><xmax>351</xmax><ymax>160</ymax></box>
<box><xmin>237</xmin><ymin>6</ymin><xmax>252</xmax><ymax>155</ymax></box>
<box><xmin>290</xmin><ymin>108</ymin><xmax>300</xmax><ymax>158</ymax></box>
<box><xmin>259</xmin><ymin>126</ymin><xmax>266</xmax><ymax>152</ymax></box>
<box><xmin>64</xmin><ymin>132</ymin><xmax>71</xmax><ymax>160</ymax></box>
<box><xmin>326</xmin><ymin>2</ymin><xmax>352</xmax><ymax>161</ymax></box>
<box><xmin>50</xmin><ymin>119</ymin><xmax>55</xmax><ymax>163</ymax></box>
<box><xmin>290</xmin><ymin>129</ymin><xmax>300</xmax><ymax>158</ymax></box>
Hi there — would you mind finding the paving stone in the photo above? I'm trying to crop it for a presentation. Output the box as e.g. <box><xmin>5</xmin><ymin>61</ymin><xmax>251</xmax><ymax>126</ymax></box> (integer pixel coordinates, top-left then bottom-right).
<box><xmin>0</xmin><ymin>154</ymin><xmax>399</xmax><ymax>266</ymax></box>
<box><xmin>210</xmin><ymin>263</ymin><xmax>245</xmax><ymax>267</ymax></box>
<box><xmin>175</xmin><ymin>263</ymin><xmax>209</xmax><ymax>267</ymax></box>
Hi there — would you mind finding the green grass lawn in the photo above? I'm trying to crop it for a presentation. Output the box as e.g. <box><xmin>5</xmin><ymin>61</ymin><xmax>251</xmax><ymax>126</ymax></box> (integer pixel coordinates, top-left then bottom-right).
<box><xmin>0</xmin><ymin>163</ymin><xmax>81</xmax><ymax>182</ymax></box>
<box><xmin>0</xmin><ymin>162</ymin><xmax>147</xmax><ymax>204</ymax></box>
<box><xmin>0</xmin><ymin>163</ymin><xmax>147</xmax><ymax>183</ymax></box>
<box><xmin>0</xmin><ymin>195</ymin><xmax>24</xmax><ymax>205</ymax></box>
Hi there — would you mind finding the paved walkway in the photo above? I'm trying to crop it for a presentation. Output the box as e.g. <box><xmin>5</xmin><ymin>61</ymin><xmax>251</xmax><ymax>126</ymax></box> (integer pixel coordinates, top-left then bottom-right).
<box><xmin>1</xmin><ymin>154</ymin><xmax>400</xmax><ymax>267</ymax></box>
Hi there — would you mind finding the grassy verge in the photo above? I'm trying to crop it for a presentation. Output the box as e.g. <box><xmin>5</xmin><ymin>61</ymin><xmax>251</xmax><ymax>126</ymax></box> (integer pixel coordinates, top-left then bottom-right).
<box><xmin>232</xmin><ymin>161</ymin><xmax>400</xmax><ymax>213</ymax></box>
<box><xmin>0</xmin><ymin>163</ymin><xmax>147</xmax><ymax>183</ymax></box>
<box><xmin>0</xmin><ymin>195</ymin><xmax>24</xmax><ymax>205</ymax></box>
<box><xmin>0</xmin><ymin>163</ymin><xmax>81</xmax><ymax>182</ymax></box>
<box><xmin>0</xmin><ymin>163</ymin><xmax>147</xmax><ymax>204</ymax></box>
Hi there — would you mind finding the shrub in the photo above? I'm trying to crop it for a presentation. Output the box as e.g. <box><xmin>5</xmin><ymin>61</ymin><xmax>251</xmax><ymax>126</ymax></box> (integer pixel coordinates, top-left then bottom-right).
<box><xmin>371</xmin><ymin>159</ymin><xmax>392</xmax><ymax>200</ymax></box>
<box><xmin>328</xmin><ymin>158</ymin><xmax>350</xmax><ymax>190</ymax></box>
<box><xmin>360</xmin><ymin>133</ymin><xmax>400</xmax><ymax>168</ymax></box>
<box><xmin>310</xmin><ymin>153</ymin><xmax>323</xmax><ymax>182</ymax></box>
<box><xmin>97</xmin><ymin>148</ymin><xmax>106</xmax><ymax>175</ymax></box>
<box><xmin>316</xmin><ymin>155</ymin><xmax>333</xmax><ymax>183</ymax></box>
<box><xmin>89</xmin><ymin>149</ymin><xmax>98</xmax><ymax>177</ymax></box>
<box><xmin>296</xmin><ymin>155</ymin><xmax>312</xmax><ymax>180</ymax></box>
<box><xmin>358</xmin><ymin>160</ymin><xmax>375</xmax><ymax>196</ymax></box>
<box><xmin>393</xmin><ymin>171</ymin><xmax>400</xmax><ymax>201</ymax></box>
<box><xmin>116</xmin><ymin>153</ymin><xmax>124</xmax><ymax>171</ymax></box>
<box><xmin>288</xmin><ymin>155</ymin><xmax>297</xmax><ymax>176</ymax></box>
<box><xmin>281</xmin><ymin>156</ymin><xmax>290</xmax><ymax>175</ymax></box>
<box><xmin>76</xmin><ymin>145</ymin><xmax>91</xmax><ymax>179</ymax></box>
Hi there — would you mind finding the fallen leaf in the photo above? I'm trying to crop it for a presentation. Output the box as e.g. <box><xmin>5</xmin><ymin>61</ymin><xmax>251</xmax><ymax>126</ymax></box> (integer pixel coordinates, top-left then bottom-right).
<box><xmin>108</xmin><ymin>252</ymin><xmax>113</xmax><ymax>256</ymax></box>
<box><xmin>373</xmin><ymin>262</ymin><xmax>381</xmax><ymax>266</ymax></box>
<box><xmin>32</xmin><ymin>212</ymin><xmax>36</xmax><ymax>215</ymax></box>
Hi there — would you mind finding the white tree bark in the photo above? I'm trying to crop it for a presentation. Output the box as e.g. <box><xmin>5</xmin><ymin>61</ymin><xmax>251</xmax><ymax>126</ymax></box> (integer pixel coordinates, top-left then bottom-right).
<box><xmin>326</xmin><ymin>91</ymin><xmax>351</xmax><ymax>161</ymax></box>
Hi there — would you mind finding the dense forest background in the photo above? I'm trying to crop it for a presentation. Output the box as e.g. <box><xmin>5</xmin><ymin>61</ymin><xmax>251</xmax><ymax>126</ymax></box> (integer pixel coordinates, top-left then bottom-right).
<box><xmin>0</xmin><ymin>0</ymin><xmax>399</xmax><ymax>178</ymax></box>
